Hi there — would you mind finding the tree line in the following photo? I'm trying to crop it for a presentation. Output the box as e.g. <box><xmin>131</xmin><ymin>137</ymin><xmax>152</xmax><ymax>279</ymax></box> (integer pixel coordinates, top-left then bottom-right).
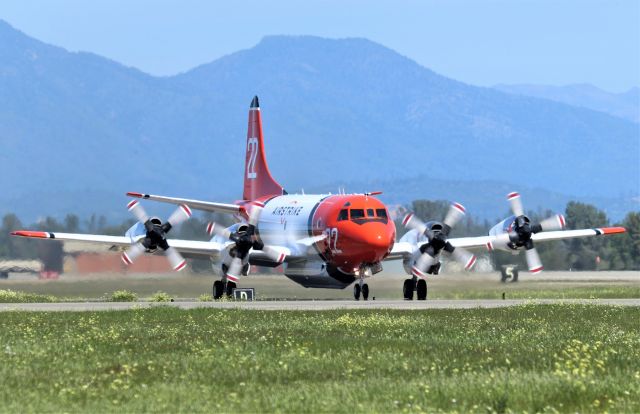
<box><xmin>0</xmin><ymin>201</ymin><xmax>638</xmax><ymax>271</ymax></box>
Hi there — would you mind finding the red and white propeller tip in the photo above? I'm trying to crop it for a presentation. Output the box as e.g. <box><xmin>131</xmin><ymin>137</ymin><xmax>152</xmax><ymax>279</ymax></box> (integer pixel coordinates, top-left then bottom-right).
<box><xmin>539</xmin><ymin>214</ymin><xmax>566</xmax><ymax>232</ymax></box>
<box><xmin>507</xmin><ymin>192</ymin><xmax>524</xmax><ymax>217</ymax></box>
<box><xmin>127</xmin><ymin>200</ymin><xmax>149</xmax><ymax>223</ymax></box>
<box><xmin>167</xmin><ymin>204</ymin><xmax>192</xmax><ymax>227</ymax></box>
<box><xmin>226</xmin><ymin>257</ymin><xmax>243</xmax><ymax>282</ymax></box>
<box><xmin>443</xmin><ymin>202</ymin><xmax>466</xmax><ymax>229</ymax></box>
<box><xmin>526</xmin><ymin>248</ymin><xmax>543</xmax><ymax>275</ymax></box>
<box><xmin>166</xmin><ymin>247</ymin><xmax>187</xmax><ymax>271</ymax></box>
<box><xmin>402</xmin><ymin>213</ymin><xmax>427</xmax><ymax>234</ymax></box>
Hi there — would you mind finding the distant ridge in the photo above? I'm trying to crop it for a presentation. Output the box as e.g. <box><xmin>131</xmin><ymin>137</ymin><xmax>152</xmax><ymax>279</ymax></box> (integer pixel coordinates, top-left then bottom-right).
<box><xmin>0</xmin><ymin>20</ymin><xmax>638</xmax><ymax>222</ymax></box>
<box><xmin>494</xmin><ymin>83</ymin><xmax>640</xmax><ymax>123</ymax></box>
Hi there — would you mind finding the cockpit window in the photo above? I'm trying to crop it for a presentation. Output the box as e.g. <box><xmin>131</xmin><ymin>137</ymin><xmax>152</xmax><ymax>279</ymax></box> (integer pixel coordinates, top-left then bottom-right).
<box><xmin>350</xmin><ymin>209</ymin><xmax>365</xmax><ymax>219</ymax></box>
<box><xmin>337</xmin><ymin>209</ymin><xmax>348</xmax><ymax>221</ymax></box>
<box><xmin>367</xmin><ymin>208</ymin><xmax>374</xmax><ymax>217</ymax></box>
<box><xmin>376</xmin><ymin>208</ymin><xmax>388</xmax><ymax>219</ymax></box>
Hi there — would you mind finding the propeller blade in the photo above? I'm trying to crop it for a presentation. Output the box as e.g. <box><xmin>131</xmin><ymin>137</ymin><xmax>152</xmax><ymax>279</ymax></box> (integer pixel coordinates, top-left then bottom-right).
<box><xmin>127</xmin><ymin>200</ymin><xmax>149</xmax><ymax>223</ymax></box>
<box><xmin>206</xmin><ymin>222</ymin><xmax>233</xmax><ymax>240</ymax></box>
<box><xmin>165</xmin><ymin>246</ymin><xmax>187</xmax><ymax>271</ymax></box>
<box><xmin>261</xmin><ymin>245</ymin><xmax>287</xmax><ymax>264</ymax></box>
<box><xmin>443</xmin><ymin>202</ymin><xmax>466</xmax><ymax>231</ymax></box>
<box><xmin>248</xmin><ymin>201</ymin><xmax>265</xmax><ymax>227</ymax></box>
<box><xmin>226</xmin><ymin>257</ymin><xmax>243</xmax><ymax>282</ymax></box>
<box><xmin>507</xmin><ymin>192</ymin><xmax>525</xmax><ymax>217</ymax></box>
<box><xmin>121</xmin><ymin>242</ymin><xmax>145</xmax><ymax>266</ymax></box>
<box><xmin>525</xmin><ymin>247</ymin><xmax>544</xmax><ymax>274</ymax></box>
<box><xmin>538</xmin><ymin>214</ymin><xmax>566</xmax><ymax>232</ymax></box>
<box><xmin>167</xmin><ymin>204</ymin><xmax>192</xmax><ymax>227</ymax></box>
<box><xmin>411</xmin><ymin>252</ymin><xmax>437</xmax><ymax>279</ymax></box>
<box><xmin>402</xmin><ymin>213</ymin><xmax>427</xmax><ymax>234</ymax></box>
<box><xmin>450</xmin><ymin>246</ymin><xmax>477</xmax><ymax>270</ymax></box>
<box><xmin>486</xmin><ymin>233</ymin><xmax>511</xmax><ymax>251</ymax></box>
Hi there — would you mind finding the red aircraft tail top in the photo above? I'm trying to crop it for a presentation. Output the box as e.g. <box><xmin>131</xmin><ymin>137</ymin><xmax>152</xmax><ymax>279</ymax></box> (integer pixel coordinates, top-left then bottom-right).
<box><xmin>243</xmin><ymin>96</ymin><xmax>286</xmax><ymax>201</ymax></box>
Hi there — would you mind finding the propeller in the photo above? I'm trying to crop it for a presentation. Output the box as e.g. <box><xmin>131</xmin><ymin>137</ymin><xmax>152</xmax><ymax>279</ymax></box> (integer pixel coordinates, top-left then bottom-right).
<box><xmin>205</xmin><ymin>201</ymin><xmax>286</xmax><ymax>282</ymax></box>
<box><xmin>491</xmin><ymin>192</ymin><xmax>566</xmax><ymax>274</ymax></box>
<box><xmin>402</xmin><ymin>202</ymin><xmax>477</xmax><ymax>278</ymax></box>
<box><xmin>121</xmin><ymin>200</ymin><xmax>191</xmax><ymax>271</ymax></box>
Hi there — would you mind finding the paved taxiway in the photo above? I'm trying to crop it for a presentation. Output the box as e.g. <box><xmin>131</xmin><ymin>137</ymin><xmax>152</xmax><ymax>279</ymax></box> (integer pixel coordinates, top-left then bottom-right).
<box><xmin>0</xmin><ymin>298</ymin><xmax>639</xmax><ymax>312</ymax></box>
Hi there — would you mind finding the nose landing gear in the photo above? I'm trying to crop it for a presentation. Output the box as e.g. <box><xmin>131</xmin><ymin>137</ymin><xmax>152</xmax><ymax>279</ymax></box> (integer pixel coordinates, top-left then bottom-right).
<box><xmin>353</xmin><ymin>268</ymin><xmax>371</xmax><ymax>301</ymax></box>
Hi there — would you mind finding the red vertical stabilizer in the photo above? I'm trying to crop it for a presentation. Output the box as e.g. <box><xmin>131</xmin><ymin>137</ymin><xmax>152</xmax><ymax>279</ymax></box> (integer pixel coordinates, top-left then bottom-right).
<box><xmin>243</xmin><ymin>96</ymin><xmax>286</xmax><ymax>201</ymax></box>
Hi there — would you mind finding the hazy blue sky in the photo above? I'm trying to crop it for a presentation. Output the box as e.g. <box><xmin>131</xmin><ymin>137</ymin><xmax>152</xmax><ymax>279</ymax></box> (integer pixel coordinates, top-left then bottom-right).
<box><xmin>2</xmin><ymin>0</ymin><xmax>638</xmax><ymax>91</ymax></box>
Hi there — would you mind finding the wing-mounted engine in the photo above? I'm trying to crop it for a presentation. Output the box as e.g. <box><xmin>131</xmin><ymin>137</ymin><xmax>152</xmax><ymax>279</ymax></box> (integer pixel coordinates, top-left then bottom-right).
<box><xmin>205</xmin><ymin>201</ymin><xmax>286</xmax><ymax>282</ymax></box>
<box><xmin>400</xmin><ymin>202</ymin><xmax>477</xmax><ymax>278</ymax></box>
<box><xmin>120</xmin><ymin>200</ymin><xmax>192</xmax><ymax>271</ymax></box>
<box><xmin>487</xmin><ymin>192</ymin><xmax>566</xmax><ymax>274</ymax></box>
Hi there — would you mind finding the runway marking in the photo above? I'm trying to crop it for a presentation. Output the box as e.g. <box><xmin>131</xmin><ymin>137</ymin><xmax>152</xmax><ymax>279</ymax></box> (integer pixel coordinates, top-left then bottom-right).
<box><xmin>0</xmin><ymin>299</ymin><xmax>638</xmax><ymax>312</ymax></box>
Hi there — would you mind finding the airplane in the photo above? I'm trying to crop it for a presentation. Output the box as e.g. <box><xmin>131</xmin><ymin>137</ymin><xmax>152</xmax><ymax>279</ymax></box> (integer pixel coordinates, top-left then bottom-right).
<box><xmin>11</xmin><ymin>96</ymin><xmax>627</xmax><ymax>300</ymax></box>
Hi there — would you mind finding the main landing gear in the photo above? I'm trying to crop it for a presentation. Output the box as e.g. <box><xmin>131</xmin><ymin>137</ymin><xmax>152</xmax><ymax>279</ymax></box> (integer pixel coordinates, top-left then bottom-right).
<box><xmin>212</xmin><ymin>279</ymin><xmax>236</xmax><ymax>300</ymax></box>
<box><xmin>403</xmin><ymin>276</ymin><xmax>428</xmax><ymax>300</ymax></box>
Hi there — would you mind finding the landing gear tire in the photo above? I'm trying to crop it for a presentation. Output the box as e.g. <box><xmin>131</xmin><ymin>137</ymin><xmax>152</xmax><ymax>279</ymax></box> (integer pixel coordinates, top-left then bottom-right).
<box><xmin>362</xmin><ymin>283</ymin><xmax>369</xmax><ymax>301</ymax></box>
<box><xmin>226</xmin><ymin>281</ymin><xmax>236</xmax><ymax>297</ymax></box>
<box><xmin>416</xmin><ymin>279</ymin><xmax>427</xmax><ymax>300</ymax></box>
<box><xmin>403</xmin><ymin>279</ymin><xmax>415</xmax><ymax>300</ymax></box>
<box><xmin>353</xmin><ymin>283</ymin><xmax>361</xmax><ymax>300</ymax></box>
<box><xmin>213</xmin><ymin>280</ymin><xmax>224</xmax><ymax>300</ymax></box>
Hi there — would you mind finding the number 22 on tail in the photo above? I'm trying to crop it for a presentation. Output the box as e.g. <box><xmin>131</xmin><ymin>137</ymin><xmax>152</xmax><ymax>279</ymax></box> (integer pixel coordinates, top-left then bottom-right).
<box><xmin>246</xmin><ymin>137</ymin><xmax>258</xmax><ymax>179</ymax></box>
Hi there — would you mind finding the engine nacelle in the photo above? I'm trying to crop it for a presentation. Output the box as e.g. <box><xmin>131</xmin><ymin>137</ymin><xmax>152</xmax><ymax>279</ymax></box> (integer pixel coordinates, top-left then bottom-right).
<box><xmin>488</xmin><ymin>215</ymin><xmax>532</xmax><ymax>252</ymax></box>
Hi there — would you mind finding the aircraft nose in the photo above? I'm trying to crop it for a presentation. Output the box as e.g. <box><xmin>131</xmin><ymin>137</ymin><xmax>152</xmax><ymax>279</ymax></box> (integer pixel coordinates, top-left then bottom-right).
<box><xmin>344</xmin><ymin>223</ymin><xmax>394</xmax><ymax>261</ymax></box>
<box><xmin>364</xmin><ymin>229</ymin><xmax>393</xmax><ymax>250</ymax></box>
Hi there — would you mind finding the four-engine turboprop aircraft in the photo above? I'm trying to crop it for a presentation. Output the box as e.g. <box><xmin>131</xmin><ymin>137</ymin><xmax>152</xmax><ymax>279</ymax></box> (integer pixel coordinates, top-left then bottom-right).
<box><xmin>11</xmin><ymin>96</ymin><xmax>626</xmax><ymax>300</ymax></box>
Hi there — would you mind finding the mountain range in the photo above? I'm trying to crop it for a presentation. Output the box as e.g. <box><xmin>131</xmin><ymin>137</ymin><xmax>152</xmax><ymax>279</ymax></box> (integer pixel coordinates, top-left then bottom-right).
<box><xmin>494</xmin><ymin>83</ymin><xmax>639</xmax><ymax>123</ymax></box>
<box><xmin>0</xmin><ymin>20</ymin><xmax>638</xmax><ymax>223</ymax></box>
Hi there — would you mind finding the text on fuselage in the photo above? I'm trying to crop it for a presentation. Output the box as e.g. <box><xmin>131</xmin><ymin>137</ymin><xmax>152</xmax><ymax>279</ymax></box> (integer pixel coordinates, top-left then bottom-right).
<box><xmin>272</xmin><ymin>206</ymin><xmax>304</xmax><ymax>216</ymax></box>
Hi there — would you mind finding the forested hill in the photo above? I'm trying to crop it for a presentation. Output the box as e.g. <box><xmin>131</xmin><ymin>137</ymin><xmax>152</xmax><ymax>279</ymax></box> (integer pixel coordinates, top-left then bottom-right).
<box><xmin>0</xmin><ymin>20</ymin><xmax>638</xmax><ymax>222</ymax></box>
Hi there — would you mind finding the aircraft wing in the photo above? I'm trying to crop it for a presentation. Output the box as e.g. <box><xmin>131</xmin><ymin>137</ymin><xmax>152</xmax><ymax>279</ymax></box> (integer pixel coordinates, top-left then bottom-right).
<box><xmin>449</xmin><ymin>226</ymin><xmax>626</xmax><ymax>249</ymax></box>
<box><xmin>385</xmin><ymin>226</ymin><xmax>626</xmax><ymax>260</ymax></box>
<box><xmin>126</xmin><ymin>192</ymin><xmax>242</xmax><ymax>215</ymax></box>
<box><xmin>10</xmin><ymin>231</ymin><xmax>225</xmax><ymax>260</ymax></box>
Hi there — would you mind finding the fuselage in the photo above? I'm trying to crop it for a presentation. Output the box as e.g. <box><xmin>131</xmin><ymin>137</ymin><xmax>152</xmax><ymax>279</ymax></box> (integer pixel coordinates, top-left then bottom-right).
<box><xmin>251</xmin><ymin>193</ymin><xmax>396</xmax><ymax>275</ymax></box>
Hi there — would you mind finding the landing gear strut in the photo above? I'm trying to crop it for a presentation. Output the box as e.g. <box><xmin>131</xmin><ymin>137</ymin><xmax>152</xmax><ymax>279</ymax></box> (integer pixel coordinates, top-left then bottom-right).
<box><xmin>353</xmin><ymin>271</ymin><xmax>370</xmax><ymax>301</ymax></box>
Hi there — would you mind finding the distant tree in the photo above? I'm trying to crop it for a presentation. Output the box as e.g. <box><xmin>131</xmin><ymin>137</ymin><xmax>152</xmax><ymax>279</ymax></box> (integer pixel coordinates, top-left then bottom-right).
<box><xmin>31</xmin><ymin>216</ymin><xmax>65</xmax><ymax>272</ymax></box>
<box><xmin>0</xmin><ymin>213</ymin><xmax>37</xmax><ymax>259</ymax></box>
<box><xmin>64</xmin><ymin>214</ymin><xmax>80</xmax><ymax>233</ymax></box>
<box><xmin>608</xmin><ymin>212</ymin><xmax>640</xmax><ymax>270</ymax></box>
<box><xmin>564</xmin><ymin>202</ymin><xmax>609</xmax><ymax>270</ymax></box>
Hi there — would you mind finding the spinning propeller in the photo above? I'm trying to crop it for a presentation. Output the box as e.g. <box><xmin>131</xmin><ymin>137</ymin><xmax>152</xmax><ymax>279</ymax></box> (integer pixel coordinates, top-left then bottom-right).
<box><xmin>489</xmin><ymin>192</ymin><xmax>566</xmax><ymax>274</ymax></box>
<box><xmin>402</xmin><ymin>202</ymin><xmax>477</xmax><ymax>278</ymax></box>
<box><xmin>121</xmin><ymin>200</ymin><xmax>192</xmax><ymax>271</ymax></box>
<box><xmin>205</xmin><ymin>201</ymin><xmax>286</xmax><ymax>282</ymax></box>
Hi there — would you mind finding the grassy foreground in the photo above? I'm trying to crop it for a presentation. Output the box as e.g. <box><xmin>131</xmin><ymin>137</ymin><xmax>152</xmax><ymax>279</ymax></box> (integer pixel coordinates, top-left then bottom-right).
<box><xmin>0</xmin><ymin>305</ymin><xmax>639</xmax><ymax>413</ymax></box>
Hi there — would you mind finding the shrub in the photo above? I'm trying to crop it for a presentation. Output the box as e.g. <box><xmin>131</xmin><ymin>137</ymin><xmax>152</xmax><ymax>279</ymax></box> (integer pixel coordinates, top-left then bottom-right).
<box><xmin>149</xmin><ymin>291</ymin><xmax>173</xmax><ymax>302</ymax></box>
<box><xmin>0</xmin><ymin>289</ymin><xmax>58</xmax><ymax>303</ymax></box>
<box><xmin>109</xmin><ymin>290</ymin><xmax>138</xmax><ymax>302</ymax></box>
<box><xmin>198</xmin><ymin>294</ymin><xmax>213</xmax><ymax>302</ymax></box>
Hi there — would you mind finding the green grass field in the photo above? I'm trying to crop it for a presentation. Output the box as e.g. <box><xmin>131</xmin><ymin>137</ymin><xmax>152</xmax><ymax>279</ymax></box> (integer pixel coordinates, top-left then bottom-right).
<box><xmin>0</xmin><ymin>305</ymin><xmax>638</xmax><ymax>412</ymax></box>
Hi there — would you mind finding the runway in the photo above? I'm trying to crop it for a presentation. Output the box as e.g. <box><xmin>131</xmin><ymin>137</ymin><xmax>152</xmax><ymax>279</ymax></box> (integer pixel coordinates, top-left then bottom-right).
<box><xmin>1</xmin><ymin>298</ymin><xmax>639</xmax><ymax>312</ymax></box>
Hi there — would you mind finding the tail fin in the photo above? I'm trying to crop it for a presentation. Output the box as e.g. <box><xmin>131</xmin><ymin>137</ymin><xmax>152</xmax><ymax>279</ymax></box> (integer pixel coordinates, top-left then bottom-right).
<box><xmin>243</xmin><ymin>96</ymin><xmax>286</xmax><ymax>201</ymax></box>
